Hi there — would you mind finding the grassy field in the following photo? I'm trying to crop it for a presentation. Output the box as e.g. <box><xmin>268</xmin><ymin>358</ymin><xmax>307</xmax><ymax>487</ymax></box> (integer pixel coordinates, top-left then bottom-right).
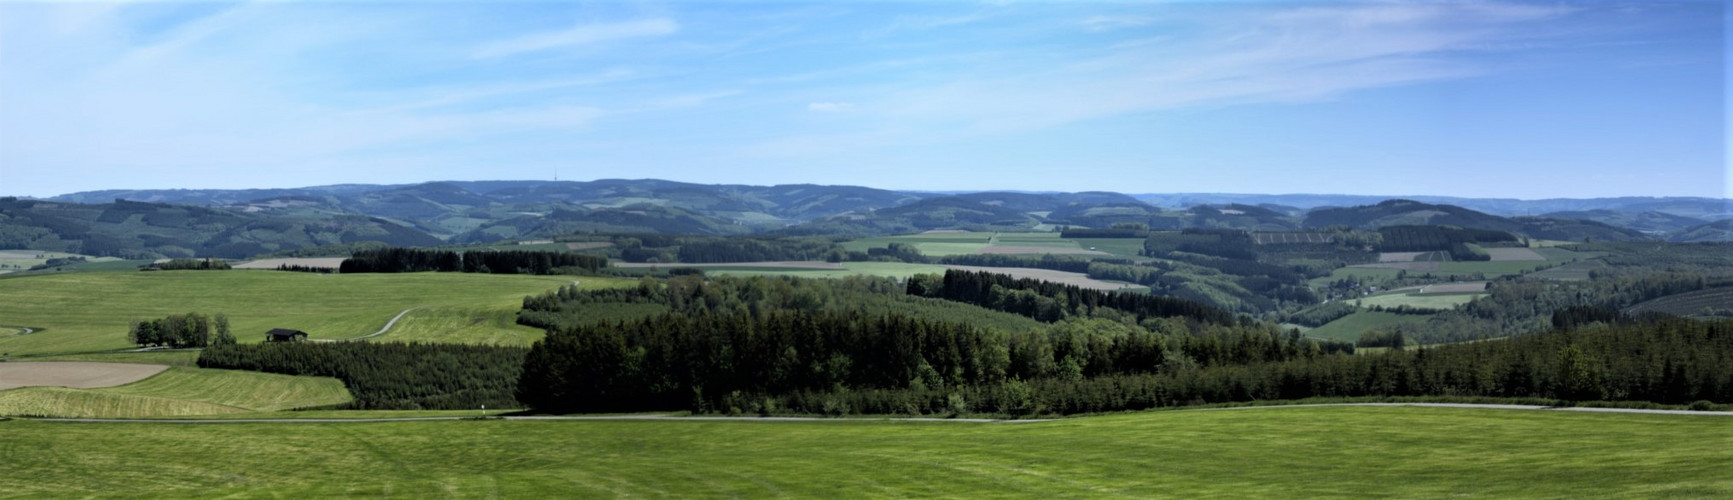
<box><xmin>842</xmin><ymin>233</ymin><xmax>993</xmax><ymax>256</ymax></box>
<box><xmin>1356</xmin><ymin>292</ymin><xmax>1485</xmax><ymax>310</ymax></box>
<box><xmin>1305</xmin><ymin>311</ymin><xmax>1435</xmax><ymax>342</ymax></box>
<box><xmin>2</xmin><ymin>406</ymin><xmax>1730</xmax><ymax>497</ymax></box>
<box><xmin>0</xmin><ymin>271</ymin><xmax>632</xmax><ymax>356</ymax></box>
<box><xmin>0</xmin><ymin>367</ymin><xmax>351</xmax><ymax>417</ymax></box>
<box><xmin>11</xmin><ymin>350</ymin><xmax>201</xmax><ymax>366</ymax></box>
<box><xmin>705</xmin><ymin>262</ymin><xmax>949</xmax><ymax>280</ymax></box>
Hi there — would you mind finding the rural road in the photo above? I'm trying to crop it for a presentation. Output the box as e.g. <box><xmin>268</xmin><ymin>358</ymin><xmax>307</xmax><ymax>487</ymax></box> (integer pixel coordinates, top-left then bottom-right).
<box><xmin>13</xmin><ymin>403</ymin><xmax>1730</xmax><ymax>424</ymax></box>
<box><xmin>312</xmin><ymin>307</ymin><xmax>421</xmax><ymax>343</ymax></box>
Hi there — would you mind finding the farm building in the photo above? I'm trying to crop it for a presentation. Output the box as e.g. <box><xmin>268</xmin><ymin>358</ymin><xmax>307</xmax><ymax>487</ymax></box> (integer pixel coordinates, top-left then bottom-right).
<box><xmin>265</xmin><ymin>328</ymin><xmax>310</xmax><ymax>342</ymax></box>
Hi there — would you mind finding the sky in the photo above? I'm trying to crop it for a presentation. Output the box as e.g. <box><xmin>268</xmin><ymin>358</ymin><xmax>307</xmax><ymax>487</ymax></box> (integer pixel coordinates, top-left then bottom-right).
<box><xmin>0</xmin><ymin>0</ymin><xmax>1726</xmax><ymax>199</ymax></box>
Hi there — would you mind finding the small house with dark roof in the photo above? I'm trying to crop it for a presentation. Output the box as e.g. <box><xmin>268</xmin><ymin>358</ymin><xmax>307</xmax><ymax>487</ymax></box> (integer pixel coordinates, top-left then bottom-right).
<box><xmin>265</xmin><ymin>328</ymin><xmax>310</xmax><ymax>342</ymax></box>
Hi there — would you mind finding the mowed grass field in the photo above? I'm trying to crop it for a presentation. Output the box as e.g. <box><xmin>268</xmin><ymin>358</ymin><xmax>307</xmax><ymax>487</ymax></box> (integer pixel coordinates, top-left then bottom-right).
<box><xmin>3</xmin><ymin>406</ymin><xmax>1731</xmax><ymax>497</ymax></box>
<box><xmin>0</xmin><ymin>366</ymin><xmax>351</xmax><ymax>417</ymax></box>
<box><xmin>1305</xmin><ymin>311</ymin><xmax>1434</xmax><ymax>342</ymax></box>
<box><xmin>0</xmin><ymin>271</ymin><xmax>632</xmax><ymax>356</ymax></box>
<box><xmin>1357</xmin><ymin>292</ymin><xmax>1485</xmax><ymax>310</ymax></box>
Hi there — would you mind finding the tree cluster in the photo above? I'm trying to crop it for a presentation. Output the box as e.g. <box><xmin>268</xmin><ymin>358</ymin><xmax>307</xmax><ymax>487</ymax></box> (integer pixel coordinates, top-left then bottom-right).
<box><xmin>198</xmin><ymin>342</ymin><xmax>527</xmax><ymax>409</ymax></box>
<box><xmin>338</xmin><ymin>247</ymin><xmax>605</xmax><ymax>275</ymax></box>
<box><xmin>129</xmin><ymin>312</ymin><xmax>232</xmax><ymax>348</ymax></box>
<box><xmin>1375</xmin><ymin>225</ymin><xmax>1516</xmax><ymax>252</ymax></box>
<box><xmin>918</xmin><ymin>270</ymin><xmax>1238</xmax><ymax>325</ymax></box>
<box><xmin>150</xmin><ymin>258</ymin><xmax>231</xmax><ymax>270</ymax></box>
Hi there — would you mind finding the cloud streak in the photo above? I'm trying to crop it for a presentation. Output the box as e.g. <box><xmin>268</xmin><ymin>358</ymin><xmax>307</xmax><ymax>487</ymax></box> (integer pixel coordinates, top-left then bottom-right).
<box><xmin>473</xmin><ymin>18</ymin><xmax>679</xmax><ymax>58</ymax></box>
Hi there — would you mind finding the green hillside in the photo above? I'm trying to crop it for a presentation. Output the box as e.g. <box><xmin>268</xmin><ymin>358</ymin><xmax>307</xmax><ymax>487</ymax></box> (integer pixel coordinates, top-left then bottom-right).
<box><xmin>0</xmin><ymin>271</ymin><xmax>630</xmax><ymax>356</ymax></box>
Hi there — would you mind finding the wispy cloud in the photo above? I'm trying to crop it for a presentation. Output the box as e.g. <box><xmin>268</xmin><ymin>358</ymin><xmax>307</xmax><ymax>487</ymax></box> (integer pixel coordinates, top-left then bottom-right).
<box><xmin>807</xmin><ymin>102</ymin><xmax>855</xmax><ymax>112</ymax></box>
<box><xmin>473</xmin><ymin>18</ymin><xmax>679</xmax><ymax>58</ymax></box>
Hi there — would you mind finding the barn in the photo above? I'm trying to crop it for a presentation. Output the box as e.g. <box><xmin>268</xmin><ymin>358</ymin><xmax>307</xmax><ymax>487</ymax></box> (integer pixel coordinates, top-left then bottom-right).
<box><xmin>265</xmin><ymin>328</ymin><xmax>310</xmax><ymax>342</ymax></box>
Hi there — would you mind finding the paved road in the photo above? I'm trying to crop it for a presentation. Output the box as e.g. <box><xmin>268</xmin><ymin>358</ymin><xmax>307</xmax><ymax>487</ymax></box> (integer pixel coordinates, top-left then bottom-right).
<box><xmin>311</xmin><ymin>307</ymin><xmax>421</xmax><ymax>343</ymax></box>
<box><xmin>15</xmin><ymin>403</ymin><xmax>1730</xmax><ymax>424</ymax></box>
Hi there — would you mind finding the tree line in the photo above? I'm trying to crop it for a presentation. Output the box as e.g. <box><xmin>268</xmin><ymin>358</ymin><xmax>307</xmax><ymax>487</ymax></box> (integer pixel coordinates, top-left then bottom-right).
<box><xmin>1376</xmin><ymin>225</ymin><xmax>1516</xmax><ymax>252</ymax></box>
<box><xmin>338</xmin><ymin>247</ymin><xmax>605</xmax><ymax>275</ymax></box>
<box><xmin>913</xmin><ymin>269</ymin><xmax>1239</xmax><ymax>325</ymax></box>
<box><xmin>198</xmin><ymin>342</ymin><xmax>527</xmax><ymax>409</ymax></box>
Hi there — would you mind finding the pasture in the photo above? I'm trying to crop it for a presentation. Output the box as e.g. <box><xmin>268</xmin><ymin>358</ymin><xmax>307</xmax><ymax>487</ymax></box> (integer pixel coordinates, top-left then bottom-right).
<box><xmin>0</xmin><ymin>362</ymin><xmax>167</xmax><ymax>390</ymax></box>
<box><xmin>1357</xmin><ymin>292</ymin><xmax>1485</xmax><ymax>310</ymax></box>
<box><xmin>0</xmin><ymin>366</ymin><xmax>351</xmax><ymax>417</ymax></box>
<box><xmin>0</xmin><ymin>271</ymin><xmax>631</xmax><ymax>356</ymax></box>
<box><xmin>2</xmin><ymin>406</ymin><xmax>1730</xmax><ymax>497</ymax></box>
<box><xmin>1304</xmin><ymin>311</ymin><xmax>1434</xmax><ymax>342</ymax></box>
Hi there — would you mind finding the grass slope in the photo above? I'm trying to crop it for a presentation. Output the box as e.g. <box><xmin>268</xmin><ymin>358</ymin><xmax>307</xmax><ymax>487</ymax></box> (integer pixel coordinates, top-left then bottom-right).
<box><xmin>1357</xmin><ymin>292</ymin><xmax>1485</xmax><ymax>310</ymax></box>
<box><xmin>2</xmin><ymin>407</ymin><xmax>1730</xmax><ymax>497</ymax></box>
<box><xmin>0</xmin><ymin>271</ymin><xmax>631</xmax><ymax>356</ymax></box>
<box><xmin>1306</xmin><ymin>311</ymin><xmax>1434</xmax><ymax>342</ymax></box>
<box><xmin>0</xmin><ymin>367</ymin><xmax>351</xmax><ymax>417</ymax></box>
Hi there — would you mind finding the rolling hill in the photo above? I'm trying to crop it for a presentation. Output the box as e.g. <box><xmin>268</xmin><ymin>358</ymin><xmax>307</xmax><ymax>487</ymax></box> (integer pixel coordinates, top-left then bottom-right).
<box><xmin>1303</xmin><ymin>199</ymin><xmax>1651</xmax><ymax>241</ymax></box>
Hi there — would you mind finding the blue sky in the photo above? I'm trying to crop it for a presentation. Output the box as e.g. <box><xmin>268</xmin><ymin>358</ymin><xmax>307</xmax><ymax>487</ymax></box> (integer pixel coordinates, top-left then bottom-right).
<box><xmin>1</xmin><ymin>1</ymin><xmax>1725</xmax><ymax>199</ymax></box>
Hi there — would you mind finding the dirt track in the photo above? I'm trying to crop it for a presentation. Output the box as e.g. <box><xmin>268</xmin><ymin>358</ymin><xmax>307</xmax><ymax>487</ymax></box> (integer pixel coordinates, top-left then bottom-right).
<box><xmin>0</xmin><ymin>362</ymin><xmax>169</xmax><ymax>391</ymax></box>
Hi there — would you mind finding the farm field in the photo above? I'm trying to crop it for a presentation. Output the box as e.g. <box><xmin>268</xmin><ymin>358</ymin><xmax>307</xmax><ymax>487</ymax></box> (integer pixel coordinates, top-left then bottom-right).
<box><xmin>1626</xmin><ymin>287</ymin><xmax>1733</xmax><ymax>317</ymax></box>
<box><xmin>841</xmin><ymin>232</ymin><xmax>1145</xmax><ymax>258</ymax></box>
<box><xmin>231</xmin><ymin>257</ymin><xmax>346</xmax><ymax>269</ymax></box>
<box><xmin>703</xmin><ymin>262</ymin><xmax>949</xmax><ymax>279</ymax></box>
<box><xmin>1357</xmin><ymin>291</ymin><xmax>1485</xmax><ymax>310</ymax></box>
<box><xmin>13</xmin><ymin>350</ymin><xmax>201</xmax><ymax>366</ymax></box>
<box><xmin>0</xmin><ymin>271</ymin><xmax>632</xmax><ymax>356</ymax></box>
<box><xmin>842</xmin><ymin>232</ymin><xmax>993</xmax><ymax>256</ymax></box>
<box><xmin>0</xmin><ymin>366</ymin><xmax>351</xmax><ymax>417</ymax></box>
<box><xmin>0</xmin><ymin>362</ymin><xmax>166</xmax><ymax>390</ymax></box>
<box><xmin>1304</xmin><ymin>311</ymin><xmax>1434</xmax><ymax>342</ymax></box>
<box><xmin>2</xmin><ymin>406</ymin><xmax>1730</xmax><ymax>497</ymax></box>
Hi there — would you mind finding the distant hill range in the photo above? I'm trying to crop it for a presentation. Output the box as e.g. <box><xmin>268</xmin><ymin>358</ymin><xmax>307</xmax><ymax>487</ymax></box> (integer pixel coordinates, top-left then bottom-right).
<box><xmin>8</xmin><ymin>180</ymin><xmax>1726</xmax><ymax>258</ymax></box>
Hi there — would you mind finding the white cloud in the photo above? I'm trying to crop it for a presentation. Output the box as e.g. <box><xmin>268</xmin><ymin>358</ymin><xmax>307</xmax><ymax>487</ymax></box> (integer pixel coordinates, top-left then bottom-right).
<box><xmin>807</xmin><ymin>102</ymin><xmax>855</xmax><ymax>112</ymax></box>
<box><xmin>473</xmin><ymin>19</ymin><xmax>679</xmax><ymax>58</ymax></box>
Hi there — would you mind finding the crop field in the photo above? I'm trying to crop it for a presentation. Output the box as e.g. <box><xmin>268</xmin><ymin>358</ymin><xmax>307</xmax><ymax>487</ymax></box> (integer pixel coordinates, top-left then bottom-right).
<box><xmin>0</xmin><ymin>271</ymin><xmax>631</xmax><ymax>356</ymax></box>
<box><xmin>0</xmin><ymin>366</ymin><xmax>351</xmax><ymax>417</ymax></box>
<box><xmin>0</xmin><ymin>362</ymin><xmax>167</xmax><ymax>390</ymax></box>
<box><xmin>1435</xmin><ymin>260</ymin><xmax>1557</xmax><ymax>278</ymax></box>
<box><xmin>1356</xmin><ymin>292</ymin><xmax>1485</xmax><ymax>310</ymax></box>
<box><xmin>1626</xmin><ymin>287</ymin><xmax>1733</xmax><ymax>317</ymax></box>
<box><xmin>1484</xmin><ymin>247</ymin><xmax>1546</xmax><ymax>261</ymax></box>
<box><xmin>705</xmin><ymin>262</ymin><xmax>948</xmax><ymax>280</ymax></box>
<box><xmin>1251</xmin><ymin>232</ymin><xmax>1333</xmax><ymax>245</ymax></box>
<box><xmin>1304</xmin><ymin>311</ymin><xmax>1434</xmax><ymax>342</ymax></box>
<box><xmin>842</xmin><ymin>233</ymin><xmax>993</xmax><ymax>256</ymax></box>
<box><xmin>3</xmin><ymin>406</ymin><xmax>1730</xmax><ymax>497</ymax></box>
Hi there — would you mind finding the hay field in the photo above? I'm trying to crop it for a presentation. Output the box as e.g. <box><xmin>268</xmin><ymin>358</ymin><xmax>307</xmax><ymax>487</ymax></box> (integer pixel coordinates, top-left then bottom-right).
<box><xmin>1485</xmin><ymin>248</ymin><xmax>1546</xmax><ymax>261</ymax></box>
<box><xmin>0</xmin><ymin>366</ymin><xmax>351</xmax><ymax>417</ymax></box>
<box><xmin>3</xmin><ymin>406</ymin><xmax>1730</xmax><ymax>497</ymax></box>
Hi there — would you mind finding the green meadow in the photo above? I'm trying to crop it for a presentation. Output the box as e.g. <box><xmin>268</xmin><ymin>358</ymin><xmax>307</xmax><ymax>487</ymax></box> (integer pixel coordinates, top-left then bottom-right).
<box><xmin>1356</xmin><ymin>292</ymin><xmax>1485</xmax><ymax>310</ymax></box>
<box><xmin>2</xmin><ymin>406</ymin><xmax>1729</xmax><ymax>498</ymax></box>
<box><xmin>0</xmin><ymin>367</ymin><xmax>350</xmax><ymax>418</ymax></box>
<box><xmin>1305</xmin><ymin>311</ymin><xmax>1435</xmax><ymax>342</ymax></box>
<box><xmin>0</xmin><ymin>271</ymin><xmax>633</xmax><ymax>356</ymax></box>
